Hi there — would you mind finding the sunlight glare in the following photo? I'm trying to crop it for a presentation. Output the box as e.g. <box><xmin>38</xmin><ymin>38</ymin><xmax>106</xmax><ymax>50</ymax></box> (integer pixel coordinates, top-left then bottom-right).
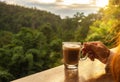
<box><xmin>96</xmin><ymin>0</ymin><xmax>108</xmax><ymax>7</ymax></box>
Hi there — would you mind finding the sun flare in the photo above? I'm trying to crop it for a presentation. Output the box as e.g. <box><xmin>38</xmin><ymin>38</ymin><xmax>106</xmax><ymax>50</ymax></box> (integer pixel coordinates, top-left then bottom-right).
<box><xmin>96</xmin><ymin>0</ymin><xmax>109</xmax><ymax>7</ymax></box>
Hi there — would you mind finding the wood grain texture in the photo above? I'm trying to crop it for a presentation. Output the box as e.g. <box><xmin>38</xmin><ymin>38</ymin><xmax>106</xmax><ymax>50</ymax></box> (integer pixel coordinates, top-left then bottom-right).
<box><xmin>11</xmin><ymin>58</ymin><xmax>114</xmax><ymax>82</ymax></box>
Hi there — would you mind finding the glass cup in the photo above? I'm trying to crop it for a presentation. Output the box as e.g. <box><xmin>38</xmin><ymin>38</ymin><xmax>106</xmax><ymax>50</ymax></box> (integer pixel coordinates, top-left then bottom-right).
<box><xmin>62</xmin><ymin>42</ymin><xmax>87</xmax><ymax>69</ymax></box>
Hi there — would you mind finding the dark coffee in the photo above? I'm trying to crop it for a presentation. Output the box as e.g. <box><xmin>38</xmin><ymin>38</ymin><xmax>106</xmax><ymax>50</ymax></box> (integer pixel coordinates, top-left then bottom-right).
<box><xmin>63</xmin><ymin>44</ymin><xmax>80</xmax><ymax>65</ymax></box>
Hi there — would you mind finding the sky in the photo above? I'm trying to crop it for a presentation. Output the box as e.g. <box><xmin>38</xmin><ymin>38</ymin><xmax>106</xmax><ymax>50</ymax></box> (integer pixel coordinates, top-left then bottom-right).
<box><xmin>0</xmin><ymin>0</ymin><xmax>109</xmax><ymax>18</ymax></box>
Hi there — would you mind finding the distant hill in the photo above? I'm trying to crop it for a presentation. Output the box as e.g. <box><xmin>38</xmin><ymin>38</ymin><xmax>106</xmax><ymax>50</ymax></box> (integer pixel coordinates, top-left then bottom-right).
<box><xmin>0</xmin><ymin>2</ymin><xmax>62</xmax><ymax>33</ymax></box>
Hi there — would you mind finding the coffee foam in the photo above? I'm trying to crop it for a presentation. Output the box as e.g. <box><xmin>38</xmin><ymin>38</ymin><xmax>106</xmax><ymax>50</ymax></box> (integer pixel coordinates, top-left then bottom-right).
<box><xmin>63</xmin><ymin>44</ymin><xmax>80</xmax><ymax>50</ymax></box>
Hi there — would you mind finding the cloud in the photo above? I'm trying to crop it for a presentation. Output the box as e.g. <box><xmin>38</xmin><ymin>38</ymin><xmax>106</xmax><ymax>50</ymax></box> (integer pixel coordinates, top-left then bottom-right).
<box><xmin>0</xmin><ymin>0</ymin><xmax>101</xmax><ymax>18</ymax></box>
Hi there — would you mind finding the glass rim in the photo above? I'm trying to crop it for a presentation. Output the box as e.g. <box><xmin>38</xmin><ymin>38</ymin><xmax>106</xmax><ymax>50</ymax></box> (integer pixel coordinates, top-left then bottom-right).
<box><xmin>62</xmin><ymin>42</ymin><xmax>81</xmax><ymax>45</ymax></box>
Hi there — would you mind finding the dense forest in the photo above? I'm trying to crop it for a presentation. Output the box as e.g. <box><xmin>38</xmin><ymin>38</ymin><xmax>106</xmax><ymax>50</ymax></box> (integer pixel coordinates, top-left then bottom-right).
<box><xmin>0</xmin><ymin>0</ymin><xmax>120</xmax><ymax>81</ymax></box>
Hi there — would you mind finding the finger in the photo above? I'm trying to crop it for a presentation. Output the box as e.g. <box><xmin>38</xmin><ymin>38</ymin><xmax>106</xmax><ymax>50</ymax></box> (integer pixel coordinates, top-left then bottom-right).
<box><xmin>83</xmin><ymin>41</ymin><xmax>101</xmax><ymax>45</ymax></box>
<box><xmin>88</xmin><ymin>53</ymin><xmax>95</xmax><ymax>61</ymax></box>
<box><xmin>83</xmin><ymin>43</ymin><xmax>92</xmax><ymax>51</ymax></box>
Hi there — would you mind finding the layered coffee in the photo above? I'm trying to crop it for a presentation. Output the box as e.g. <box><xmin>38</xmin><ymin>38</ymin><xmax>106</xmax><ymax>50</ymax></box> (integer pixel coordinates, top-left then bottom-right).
<box><xmin>63</xmin><ymin>44</ymin><xmax>80</xmax><ymax>65</ymax></box>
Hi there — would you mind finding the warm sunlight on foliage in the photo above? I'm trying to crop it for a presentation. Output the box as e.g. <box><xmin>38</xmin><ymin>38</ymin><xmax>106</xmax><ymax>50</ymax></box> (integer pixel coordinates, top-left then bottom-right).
<box><xmin>86</xmin><ymin>1</ymin><xmax>120</xmax><ymax>47</ymax></box>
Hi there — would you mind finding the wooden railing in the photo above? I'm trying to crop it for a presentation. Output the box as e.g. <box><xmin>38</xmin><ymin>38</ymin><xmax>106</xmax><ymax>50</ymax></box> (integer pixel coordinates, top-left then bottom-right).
<box><xmin>11</xmin><ymin>58</ymin><xmax>113</xmax><ymax>82</ymax></box>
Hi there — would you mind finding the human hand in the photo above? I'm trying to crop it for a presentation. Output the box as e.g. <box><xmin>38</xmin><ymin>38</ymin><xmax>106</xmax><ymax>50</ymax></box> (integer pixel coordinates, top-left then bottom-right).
<box><xmin>82</xmin><ymin>41</ymin><xmax>110</xmax><ymax>64</ymax></box>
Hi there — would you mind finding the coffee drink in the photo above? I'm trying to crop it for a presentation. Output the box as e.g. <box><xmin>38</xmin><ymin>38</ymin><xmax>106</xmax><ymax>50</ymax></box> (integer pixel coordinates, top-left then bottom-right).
<box><xmin>63</xmin><ymin>44</ymin><xmax>80</xmax><ymax>65</ymax></box>
<box><xmin>62</xmin><ymin>42</ymin><xmax>87</xmax><ymax>69</ymax></box>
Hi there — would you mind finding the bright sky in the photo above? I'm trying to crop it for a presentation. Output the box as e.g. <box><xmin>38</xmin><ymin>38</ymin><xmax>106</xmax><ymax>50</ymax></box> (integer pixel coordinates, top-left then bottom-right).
<box><xmin>0</xmin><ymin>0</ymin><xmax>109</xmax><ymax>18</ymax></box>
<box><xmin>35</xmin><ymin>0</ymin><xmax>108</xmax><ymax>7</ymax></box>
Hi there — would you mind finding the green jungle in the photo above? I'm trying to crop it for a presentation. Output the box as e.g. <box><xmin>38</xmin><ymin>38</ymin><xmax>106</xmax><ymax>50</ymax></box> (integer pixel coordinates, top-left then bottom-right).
<box><xmin>0</xmin><ymin>0</ymin><xmax>120</xmax><ymax>81</ymax></box>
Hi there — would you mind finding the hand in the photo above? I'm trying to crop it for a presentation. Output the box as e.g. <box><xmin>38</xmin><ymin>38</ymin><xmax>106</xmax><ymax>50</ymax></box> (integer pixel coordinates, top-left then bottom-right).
<box><xmin>82</xmin><ymin>41</ymin><xmax>110</xmax><ymax>63</ymax></box>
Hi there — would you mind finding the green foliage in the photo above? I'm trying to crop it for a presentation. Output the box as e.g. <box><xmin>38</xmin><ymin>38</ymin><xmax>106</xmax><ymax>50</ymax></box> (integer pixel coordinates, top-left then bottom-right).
<box><xmin>85</xmin><ymin>21</ymin><xmax>112</xmax><ymax>45</ymax></box>
<box><xmin>49</xmin><ymin>38</ymin><xmax>62</xmax><ymax>67</ymax></box>
<box><xmin>0</xmin><ymin>25</ymin><xmax>62</xmax><ymax>81</ymax></box>
<box><xmin>61</xmin><ymin>17</ymin><xmax>76</xmax><ymax>41</ymax></box>
<box><xmin>0</xmin><ymin>31</ymin><xmax>13</xmax><ymax>47</ymax></box>
<box><xmin>0</xmin><ymin>2</ymin><xmax>61</xmax><ymax>33</ymax></box>
<box><xmin>0</xmin><ymin>2</ymin><xmax>61</xmax><ymax>81</ymax></box>
<box><xmin>0</xmin><ymin>70</ymin><xmax>14</xmax><ymax>82</ymax></box>
<box><xmin>74</xmin><ymin>13</ymin><xmax>100</xmax><ymax>42</ymax></box>
<box><xmin>86</xmin><ymin>4</ymin><xmax>120</xmax><ymax>47</ymax></box>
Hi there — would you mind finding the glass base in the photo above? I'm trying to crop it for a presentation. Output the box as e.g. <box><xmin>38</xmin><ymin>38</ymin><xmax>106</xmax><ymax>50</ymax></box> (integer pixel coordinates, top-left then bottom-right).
<box><xmin>64</xmin><ymin>64</ymin><xmax>78</xmax><ymax>69</ymax></box>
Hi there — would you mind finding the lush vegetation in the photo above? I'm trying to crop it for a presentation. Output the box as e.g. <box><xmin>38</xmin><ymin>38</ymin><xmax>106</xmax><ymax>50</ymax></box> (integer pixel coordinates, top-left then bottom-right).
<box><xmin>0</xmin><ymin>0</ymin><xmax>120</xmax><ymax>81</ymax></box>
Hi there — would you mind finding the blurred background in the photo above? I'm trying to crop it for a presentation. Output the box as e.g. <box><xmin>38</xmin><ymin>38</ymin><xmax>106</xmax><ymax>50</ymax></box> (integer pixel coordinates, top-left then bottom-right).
<box><xmin>0</xmin><ymin>0</ymin><xmax>120</xmax><ymax>81</ymax></box>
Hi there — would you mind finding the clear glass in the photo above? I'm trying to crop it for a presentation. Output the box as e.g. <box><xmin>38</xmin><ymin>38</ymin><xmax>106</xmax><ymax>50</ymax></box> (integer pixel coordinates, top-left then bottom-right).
<box><xmin>62</xmin><ymin>42</ymin><xmax>87</xmax><ymax>69</ymax></box>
